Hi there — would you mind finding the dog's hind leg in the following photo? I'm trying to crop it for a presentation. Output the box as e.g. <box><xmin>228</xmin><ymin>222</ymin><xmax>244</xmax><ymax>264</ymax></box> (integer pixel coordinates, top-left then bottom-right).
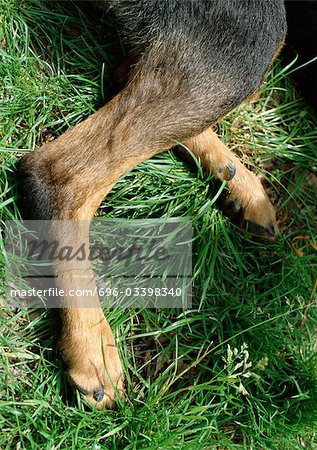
<box><xmin>183</xmin><ymin>128</ymin><xmax>278</xmax><ymax>239</ymax></box>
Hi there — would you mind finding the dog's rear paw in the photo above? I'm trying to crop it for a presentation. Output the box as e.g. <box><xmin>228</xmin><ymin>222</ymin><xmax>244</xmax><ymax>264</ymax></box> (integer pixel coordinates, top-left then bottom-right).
<box><xmin>60</xmin><ymin>323</ymin><xmax>124</xmax><ymax>410</ymax></box>
<box><xmin>220</xmin><ymin>171</ymin><xmax>278</xmax><ymax>240</ymax></box>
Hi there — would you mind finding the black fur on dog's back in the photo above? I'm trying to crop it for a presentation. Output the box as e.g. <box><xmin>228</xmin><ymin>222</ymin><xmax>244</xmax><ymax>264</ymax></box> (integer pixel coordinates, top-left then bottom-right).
<box><xmin>100</xmin><ymin>0</ymin><xmax>286</xmax><ymax>129</ymax></box>
<box><xmin>104</xmin><ymin>1</ymin><xmax>286</xmax><ymax>51</ymax></box>
<box><xmin>103</xmin><ymin>0</ymin><xmax>286</xmax><ymax>85</ymax></box>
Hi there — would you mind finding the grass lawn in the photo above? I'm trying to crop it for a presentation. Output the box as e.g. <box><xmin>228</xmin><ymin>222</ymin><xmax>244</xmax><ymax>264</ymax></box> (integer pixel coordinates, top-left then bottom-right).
<box><xmin>1</xmin><ymin>0</ymin><xmax>317</xmax><ymax>448</ymax></box>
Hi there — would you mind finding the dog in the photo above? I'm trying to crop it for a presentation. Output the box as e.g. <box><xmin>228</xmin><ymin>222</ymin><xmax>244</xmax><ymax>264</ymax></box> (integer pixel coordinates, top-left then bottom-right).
<box><xmin>18</xmin><ymin>0</ymin><xmax>287</xmax><ymax>409</ymax></box>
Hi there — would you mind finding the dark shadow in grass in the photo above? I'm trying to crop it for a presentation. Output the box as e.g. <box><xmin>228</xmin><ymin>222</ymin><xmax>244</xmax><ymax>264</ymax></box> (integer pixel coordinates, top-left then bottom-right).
<box><xmin>284</xmin><ymin>1</ymin><xmax>317</xmax><ymax>114</ymax></box>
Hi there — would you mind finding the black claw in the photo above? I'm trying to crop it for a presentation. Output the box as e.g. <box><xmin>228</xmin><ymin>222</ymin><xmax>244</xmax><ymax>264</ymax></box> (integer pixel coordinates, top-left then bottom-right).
<box><xmin>266</xmin><ymin>224</ymin><xmax>277</xmax><ymax>237</ymax></box>
<box><xmin>94</xmin><ymin>388</ymin><xmax>104</xmax><ymax>402</ymax></box>
<box><xmin>218</xmin><ymin>160</ymin><xmax>236</xmax><ymax>181</ymax></box>
<box><xmin>226</xmin><ymin>160</ymin><xmax>236</xmax><ymax>181</ymax></box>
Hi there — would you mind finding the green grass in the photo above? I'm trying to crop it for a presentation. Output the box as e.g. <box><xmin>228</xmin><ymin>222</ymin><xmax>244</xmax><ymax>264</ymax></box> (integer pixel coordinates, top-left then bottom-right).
<box><xmin>1</xmin><ymin>0</ymin><xmax>317</xmax><ymax>448</ymax></box>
